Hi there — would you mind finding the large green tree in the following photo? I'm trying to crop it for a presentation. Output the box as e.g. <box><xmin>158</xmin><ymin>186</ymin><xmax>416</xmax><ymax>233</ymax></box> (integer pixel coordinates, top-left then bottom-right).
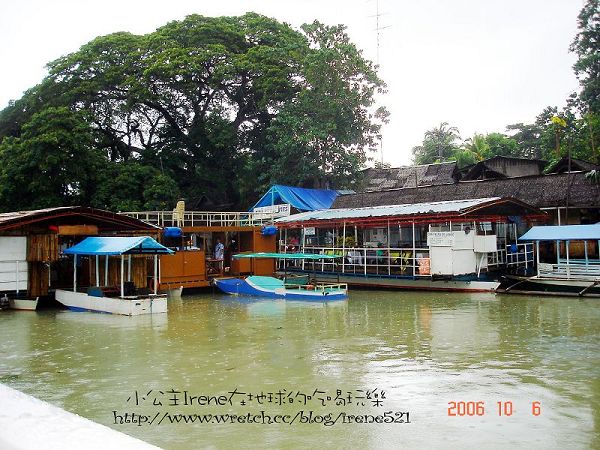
<box><xmin>0</xmin><ymin>107</ymin><xmax>104</xmax><ymax>209</ymax></box>
<box><xmin>262</xmin><ymin>21</ymin><xmax>387</xmax><ymax>189</ymax></box>
<box><xmin>571</xmin><ymin>0</ymin><xmax>600</xmax><ymax>114</ymax></box>
<box><xmin>0</xmin><ymin>13</ymin><xmax>386</xmax><ymax>211</ymax></box>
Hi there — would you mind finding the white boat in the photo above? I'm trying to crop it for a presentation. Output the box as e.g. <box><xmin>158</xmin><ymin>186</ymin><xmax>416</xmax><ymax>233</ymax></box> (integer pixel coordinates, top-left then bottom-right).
<box><xmin>8</xmin><ymin>296</ymin><xmax>38</xmax><ymax>311</ymax></box>
<box><xmin>55</xmin><ymin>289</ymin><xmax>166</xmax><ymax>315</ymax></box>
<box><xmin>54</xmin><ymin>236</ymin><xmax>174</xmax><ymax>316</ymax></box>
<box><xmin>497</xmin><ymin>224</ymin><xmax>600</xmax><ymax>297</ymax></box>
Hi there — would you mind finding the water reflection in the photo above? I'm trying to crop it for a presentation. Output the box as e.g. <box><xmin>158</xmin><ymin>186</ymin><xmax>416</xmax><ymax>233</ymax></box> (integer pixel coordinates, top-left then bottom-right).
<box><xmin>0</xmin><ymin>291</ymin><xmax>599</xmax><ymax>449</ymax></box>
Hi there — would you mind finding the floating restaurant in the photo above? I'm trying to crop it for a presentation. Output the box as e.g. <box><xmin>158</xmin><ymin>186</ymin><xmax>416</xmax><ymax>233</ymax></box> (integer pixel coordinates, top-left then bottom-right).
<box><xmin>0</xmin><ymin>206</ymin><xmax>279</xmax><ymax>305</ymax></box>
<box><xmin>275</xmin><ymin>197</ymin><xmax>546</xmax><ymax>291</ymax></box>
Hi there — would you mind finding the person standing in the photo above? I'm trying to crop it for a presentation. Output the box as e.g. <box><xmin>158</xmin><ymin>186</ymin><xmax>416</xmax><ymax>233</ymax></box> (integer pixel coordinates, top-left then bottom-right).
<box><xmin>214</xmin><ymin>238</ymin><xmax>225</xmax><ymax>273</ymax></box>
<box><xmin>215</xmin><ymin>238</ymin><xmax>225</xmax><ymax>261</ymax></box>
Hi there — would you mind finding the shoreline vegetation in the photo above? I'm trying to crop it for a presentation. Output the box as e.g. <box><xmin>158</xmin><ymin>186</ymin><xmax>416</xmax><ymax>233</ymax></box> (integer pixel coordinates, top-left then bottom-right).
<box><xmin>0</xmin><ymin>2</ymin><xmax>597</xmax><ymax>214</ymax></box>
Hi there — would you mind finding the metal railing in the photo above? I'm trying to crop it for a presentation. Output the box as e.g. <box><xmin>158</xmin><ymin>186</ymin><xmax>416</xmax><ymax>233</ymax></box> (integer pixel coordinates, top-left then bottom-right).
<box><xmin>538</xmin><ymin>262</ymin><xmax>600</xmax><ymax>280</ymax></box>
<box><xmin>121</xmin><ymin>211</ymin><xmax>277</xmax><ymax>228</ymax></box>
<box><xmin>278</xmin><ymin>245</ymin><xmax>432</xmax><ymax>277</ymax></box>
<box><xmin>504</xmin><ymin>243</ymin><xmax>534</xmax><ymax>269</ymax></box>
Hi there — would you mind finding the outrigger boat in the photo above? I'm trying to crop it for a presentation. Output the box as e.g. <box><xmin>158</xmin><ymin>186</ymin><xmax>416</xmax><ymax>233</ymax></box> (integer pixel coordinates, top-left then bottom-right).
<box><xmin>497</xmin><ymin>224</ymin><xmax>600</xmax><ymax>297</ymax></box>
<box><xmin>55</xmin><ymin>236</ymin><xmax>174</xmax><ymax>315</ymax></box>
<box><xmin>214</xmin><ymin>253</ymin><xmax>348</xmax><ymax>301</ymax></box>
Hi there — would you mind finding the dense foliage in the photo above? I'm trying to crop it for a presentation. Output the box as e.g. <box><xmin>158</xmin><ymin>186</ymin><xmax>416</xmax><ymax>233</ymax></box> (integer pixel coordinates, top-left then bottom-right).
<box><xmin>0</xmin><ymin>13</ymin><xmax>386</xmax><ymax>211</ymax></box>
<box><xmin>413</xmin><ymin>0</ymin><xmax>600</xmax><ymax>169</ymax></box>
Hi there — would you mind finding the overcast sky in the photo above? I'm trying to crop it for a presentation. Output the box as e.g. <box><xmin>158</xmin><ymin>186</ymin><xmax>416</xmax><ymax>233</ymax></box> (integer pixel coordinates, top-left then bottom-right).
<box><xmin>0</xmin><ymin>0</ymin><xmax>585</xmax><ymax>166</ymax></box>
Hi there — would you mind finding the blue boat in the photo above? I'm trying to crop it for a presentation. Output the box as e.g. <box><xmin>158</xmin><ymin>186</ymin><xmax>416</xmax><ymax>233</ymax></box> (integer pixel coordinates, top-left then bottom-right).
<box><xmin>214</xmin><ymin>275</ymin><xmax>348</xmax><ymax>301</ymax></box>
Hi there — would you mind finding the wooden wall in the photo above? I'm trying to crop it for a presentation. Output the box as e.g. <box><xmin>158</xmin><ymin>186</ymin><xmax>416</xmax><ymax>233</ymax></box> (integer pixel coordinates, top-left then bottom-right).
<box><xmin>87</xmin><ymin>256</ymin><xmax>149</xmax><ymax>289</ymax></box>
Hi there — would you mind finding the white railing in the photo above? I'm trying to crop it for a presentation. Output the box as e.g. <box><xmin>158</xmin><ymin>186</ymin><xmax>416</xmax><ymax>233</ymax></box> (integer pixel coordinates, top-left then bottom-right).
<box><xmin>0</xmin><ymin>260</ymin><xmax>27</xmax><ymax>294</ymax></box>
<box><xmin>538</xmin><ymin>262</ymin><xmax>600</xmax><ymax>280</ymax></box>
<box><xmin>121</xmin><ymin>211</ymin><xmax>277</xmax><ymax>228</ymax></box>
<box><xmin>278</xmin><ymin>245</ymin><xmax>431</xmax><ymax>277</ymax></box>
<box><xmin>504</xmin><ymin>243</ymin><xmax>534</xmax><ymax>269</ymax></box>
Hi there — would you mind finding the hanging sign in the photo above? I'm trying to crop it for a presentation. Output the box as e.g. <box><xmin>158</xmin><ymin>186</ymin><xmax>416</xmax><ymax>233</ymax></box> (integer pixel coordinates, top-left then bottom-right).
<box><xmin>303</xmin><ymin>227</ymin><xmax>316</xmax><ymax>236</ymax></box>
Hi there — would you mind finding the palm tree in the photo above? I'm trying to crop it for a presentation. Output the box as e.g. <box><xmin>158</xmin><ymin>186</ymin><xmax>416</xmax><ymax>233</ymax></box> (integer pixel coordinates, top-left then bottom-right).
<box><xmin>462</xmin><ymin>134</ymin><xmax>490</xmax><ymax>161</ymax></box>
<box><xmin>425</xmin><ymin>122</ymin><xmax>460</xmax><ymax>159</ymax></box>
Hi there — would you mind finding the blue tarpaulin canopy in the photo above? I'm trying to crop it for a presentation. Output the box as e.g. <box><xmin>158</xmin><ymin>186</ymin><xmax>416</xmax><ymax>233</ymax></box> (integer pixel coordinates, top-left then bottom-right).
<box><xmin>251</xmin><ymin>185</ymin><xmax>342</xmax><ymax>212</ymax></box>
<box><xmin>519</xmin><ymin>224</ymin><xmax>600</xmax><ymax>241</ymax></box>
<box><xmin>63</xmin><ymin>236</ymin><xmax>174</xmax><ymax>255</ymax></box>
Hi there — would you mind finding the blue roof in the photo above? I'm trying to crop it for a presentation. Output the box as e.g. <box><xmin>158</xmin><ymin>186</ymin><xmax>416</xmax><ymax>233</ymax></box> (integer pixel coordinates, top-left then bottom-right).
<box><xmin>251</xmin><ymin>185</ymin><xmax>342</xmax><ymax>212</ymax></box>
<box><xmin>519</xmin><ymin>224</ymin><xmax>600</xmax><ymax>241</ymax></box>
<box><xmin>63</xmin><ymin>236</ymin><xmax>174</xmax><ymax>255</ymax></box>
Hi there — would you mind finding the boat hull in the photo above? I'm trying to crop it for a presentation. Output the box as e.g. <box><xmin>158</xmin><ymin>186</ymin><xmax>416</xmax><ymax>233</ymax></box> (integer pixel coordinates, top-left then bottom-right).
<box><xmin>497</xmin><ymin>275</ymin><xmax>600</xmax><ymax>297</ymax></box>
<box><xmin>214</xmin><ymin>277</ymin><xmax>347</xmax><ymax>301</ymax></box>
<box><xmin>281</xmin><ymin>272</ymin><xmax>499</xmax><ymax>293</ymax></box>
<box><xmin>55</xmin><ymin>290</ymin><xmax>167</xmax><ymax>315</ymax></box>
<box><xmin>9</xmin><ymin>297</ymin><xmax>38</xmax><ymax>311</ymax></box>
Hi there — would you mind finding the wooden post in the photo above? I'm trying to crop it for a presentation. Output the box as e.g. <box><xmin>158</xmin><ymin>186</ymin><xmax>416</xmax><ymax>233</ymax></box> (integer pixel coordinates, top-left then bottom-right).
<box><xmin>387</xmin><ymin>220</ymin><xmax>391</xmax><ymax>275</ymax></box>
<box><xmin>120</xmin><ymin>255</ymin><xmax>125</xmax><ymax>298</ymax></box>
<box><xmin>15</xmin><ymin>260</ymin><xmax>19</xmax><ymax>295</ymax></box>
<box><xmin>412</xmin><ymin>221</ymin><xmax>416</xmax><ymax>277</ymax></box>
<box><xmin>95</xmin><ymin>255</ymin><xmax>99</xmax><ymax>287</ymax></box>
<box><xmin>73</xmin><ymin>256</ymin><xmax>77</xmax><ymax>292</ymax></box>
<box><xmin>342</xmin><ymin>222</ymin><xmax>346</xmax><ymax>274</ymax></box>
<box><xmin>301</xmin><ymin>226</ymin><xmax>305</xmax><ymax>271</ymax></box>
<box><xmin>566</xmin><ymin>240</ymin><xmax>570</xmax><ymax>279</ymax></box>
<box><xmin>153</xmin><ymin>255</ymin><xmax>158</xmax><ymax>294</ymax></box>
<box><xmin>105</xmin><ymin>256</ymin><xmax>109</xmax><ymax>286</ymax></box>
<box><xmin>127</xmin><ymin>255</ymin><xmax>132</xmax><ymax>281</ymax></box>
<box><xmin>536</xmin><ymin>241</ymin><xmax>540</xmax><ymax>277</ymax></box>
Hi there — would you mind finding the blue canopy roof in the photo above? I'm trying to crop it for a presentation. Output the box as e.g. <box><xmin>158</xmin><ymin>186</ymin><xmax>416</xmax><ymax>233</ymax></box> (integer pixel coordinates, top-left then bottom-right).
<box><xmin>251</xmin><ymin>185</ymin><xmax>342</xmax><ymax>212</ymax></box>
<box><xmin>519</xmin><ymin>224</ymin><xmax>600</xmax><ymax>241</ymax></box>
<box><xmin>63</xmin><ymin>236</ymin><xmax>174</xmax><ymax>255</ymax></box>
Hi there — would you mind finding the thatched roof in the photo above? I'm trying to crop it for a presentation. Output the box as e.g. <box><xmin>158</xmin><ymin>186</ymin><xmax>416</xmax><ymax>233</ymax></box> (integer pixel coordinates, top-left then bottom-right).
<box><xmin>546</xmin><ymin>157</ymin><xmax>600</xmax><ymax>174</ymax></box>
<box><xmin>333</xmin><ymin>172</ymin><xmax>600</xmax><ymax>210</ymax></box>
<box><xmin>360</xmin><ymin>162</ymin><xmax>458</xmax><ymax>191</ymax></box>
<box><xmin>460</xmin><ymin>156</ymin><xmax>546</xmax><ymax>181</ymax></box>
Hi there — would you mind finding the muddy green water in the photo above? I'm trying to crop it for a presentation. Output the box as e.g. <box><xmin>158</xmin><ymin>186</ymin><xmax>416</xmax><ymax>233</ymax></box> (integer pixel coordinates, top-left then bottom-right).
<box><xmin>1</xmin><ymin>291</ymin><xmax>599</xmax><ymax>449</ymax></box>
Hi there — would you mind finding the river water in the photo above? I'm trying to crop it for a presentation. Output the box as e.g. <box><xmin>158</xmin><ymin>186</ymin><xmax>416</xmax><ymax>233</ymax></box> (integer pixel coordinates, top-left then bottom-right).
<box><xmin>1</xmin><ymin>290</ymin><xmax>599</xmax><ymax>449</ymax></box>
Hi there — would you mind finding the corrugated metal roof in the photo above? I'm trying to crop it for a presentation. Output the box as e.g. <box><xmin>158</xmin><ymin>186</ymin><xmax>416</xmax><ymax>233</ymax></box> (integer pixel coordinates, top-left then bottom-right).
<box><xmin>0</xmin><ymin>207</ymin><xmax>73</xmax><ymax>225</ymax></box>
<box><xmin>0</xmin><ymin>206</ymin><xmax>159</xmax><ymax>232</ymax></box>
<box><xmin>276</xmin><ymin>197</ymin><xmax>501</xmax><ymax>223</ymax></box>
<box><xmin>520</xmin><ymin>224</ymin><xmax>600</xmax><ymax>241</ymax></box>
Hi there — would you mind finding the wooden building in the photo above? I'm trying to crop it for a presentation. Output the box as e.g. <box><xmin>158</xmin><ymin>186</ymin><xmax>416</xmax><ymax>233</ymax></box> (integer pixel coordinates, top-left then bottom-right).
<box><xmin>0</xmin><ymin>207</ymin><xmax>158</xmax><ymax>299</ymax></box>
<box><xmin>121</xmin><ymin>210</ymin><xmax>277</xmax><ymax>289</ymax></box>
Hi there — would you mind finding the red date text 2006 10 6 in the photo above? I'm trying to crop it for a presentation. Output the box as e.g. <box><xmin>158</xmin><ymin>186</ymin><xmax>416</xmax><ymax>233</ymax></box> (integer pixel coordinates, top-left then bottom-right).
<box><xmin>447</xmin><ymin>401</ymin><xmax>541</xmax><ymax>417</ymax></box>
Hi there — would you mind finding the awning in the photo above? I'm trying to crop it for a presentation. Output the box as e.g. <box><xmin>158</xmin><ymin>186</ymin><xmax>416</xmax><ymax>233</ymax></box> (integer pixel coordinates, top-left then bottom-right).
<box><xmin>519</xmin><ymin>224</ymin><xmax>600</xmax><ymax>241</ymax></box>
<box><xmin>251</xmin><ymin>185</ymin><xmax>343</xmax><ymax>212</ymax></box>
<box><xmin>63</xmin><ymin>236</ymin><xmax>174</xmax><ymax>255</ymax></box>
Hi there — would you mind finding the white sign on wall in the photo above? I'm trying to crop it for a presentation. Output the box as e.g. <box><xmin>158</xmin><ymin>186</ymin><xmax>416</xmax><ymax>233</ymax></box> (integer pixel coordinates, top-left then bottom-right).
<box><xmin>427</xmin><ymin>231</ymin><xmax>454</xmax><ymax>247</ymax></box>
<box><xmin>253</xmin><ymin>203</ymin><xmax>291</xmax><ymax>218</ymax></box>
